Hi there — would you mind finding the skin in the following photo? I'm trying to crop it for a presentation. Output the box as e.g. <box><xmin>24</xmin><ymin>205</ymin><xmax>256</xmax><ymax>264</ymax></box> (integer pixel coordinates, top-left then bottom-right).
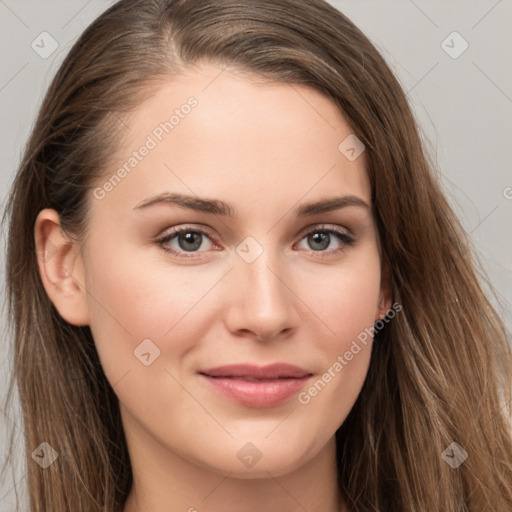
<box><xmin>35</xmin><ymin>62</ymin><xmax>391</xmax><ymax>512</ymax></box>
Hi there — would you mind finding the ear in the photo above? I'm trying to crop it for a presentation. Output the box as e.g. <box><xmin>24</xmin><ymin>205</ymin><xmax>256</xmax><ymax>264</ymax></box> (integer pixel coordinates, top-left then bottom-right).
<box><xmin>375</xmin><ymin>258</ymin><xmax>392</xmax><ymax>322</ymax></box>
<box><xmin>34</xmin><ymin>208</ymin><xmax>90</xmax><ymax>326</ymax></box>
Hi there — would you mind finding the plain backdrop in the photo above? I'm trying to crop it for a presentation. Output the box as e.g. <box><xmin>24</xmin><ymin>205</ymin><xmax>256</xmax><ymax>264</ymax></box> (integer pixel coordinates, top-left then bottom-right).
<box><xmin>1</xmin><ymin>1</ymin><xmax>511</xmax><ymax>508</ymax></box>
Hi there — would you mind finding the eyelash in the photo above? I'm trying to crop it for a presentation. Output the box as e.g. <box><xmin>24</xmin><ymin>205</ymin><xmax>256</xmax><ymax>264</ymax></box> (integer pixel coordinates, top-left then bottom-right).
<box><xmin>156</xmin><ymin>224</ymin><xmax>356</xmax><ymax>260</ymax></box>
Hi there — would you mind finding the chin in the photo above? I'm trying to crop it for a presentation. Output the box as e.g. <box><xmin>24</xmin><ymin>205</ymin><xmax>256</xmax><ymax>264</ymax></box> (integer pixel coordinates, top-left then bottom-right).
<box><xmin>193</xmin><ymin>442</ymin><xmax>311</xmax><ymax>479</ymax></box>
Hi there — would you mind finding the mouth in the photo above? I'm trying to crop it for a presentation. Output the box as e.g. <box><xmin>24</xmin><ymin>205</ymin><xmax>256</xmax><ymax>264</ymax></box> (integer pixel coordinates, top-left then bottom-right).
<box><xmin>199</xmin><ymin>362</ymin><xmax>312</xmax><ymax>379</ymax></box>
<box><xmin>205</xmin><ymin>376</ymin><xmax>297</xmax><ymax>382</ymax></box>
<box><xmin>198</xmin><ymin>363</ymin><xmax>313</xmax><ymax>408</ymax></box>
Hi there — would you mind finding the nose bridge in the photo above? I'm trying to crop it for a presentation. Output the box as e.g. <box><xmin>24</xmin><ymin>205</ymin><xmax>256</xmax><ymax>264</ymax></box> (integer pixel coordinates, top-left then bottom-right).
<box><xmin>226</xmin><ymin>235</ymin><xmax>298</xmax><ymax>339</ymax></box>
<box><xmin>244</xmin><ymin>250</ymin><xmax>283</xmax><ymax>306</ymax></box>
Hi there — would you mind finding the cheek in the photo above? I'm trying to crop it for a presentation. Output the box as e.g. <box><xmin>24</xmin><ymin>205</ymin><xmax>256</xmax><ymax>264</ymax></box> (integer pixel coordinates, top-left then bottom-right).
<box><xmin>296</xmin><ymin>251</ymin><xmax>382</xmax><ymax>350</ymax></box>
<box><xmin>296</xmin><ymin>262</ymin><xmax>380</xmax><ymax>422</ymax></box>
<box><xmin>83</xmin><ymin>241</ymin><xmax>217</xmax><ymax>381</ymax></box>
<box><xmin>85</xmin><ymin>230</ymin><xmax>220</xmax><ymax>327</ymax></box>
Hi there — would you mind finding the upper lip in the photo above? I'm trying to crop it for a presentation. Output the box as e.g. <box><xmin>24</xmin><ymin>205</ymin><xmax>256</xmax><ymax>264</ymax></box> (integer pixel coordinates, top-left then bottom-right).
<box><xmin>199</xmin><ymin>363</ymin><xmax>312</xmax><ymax>379</ymax></box>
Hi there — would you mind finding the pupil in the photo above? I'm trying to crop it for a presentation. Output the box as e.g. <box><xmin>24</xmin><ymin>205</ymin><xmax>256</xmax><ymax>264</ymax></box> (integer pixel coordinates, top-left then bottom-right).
<box><xmin>310</xmin><ymin>232</ymin><xmax>329</xmax><ymax>251</ymax></box>
<box><xmin>179</xmin><ymin>232</ymin><xmax>202</xmax><ymax>251</ymax></box>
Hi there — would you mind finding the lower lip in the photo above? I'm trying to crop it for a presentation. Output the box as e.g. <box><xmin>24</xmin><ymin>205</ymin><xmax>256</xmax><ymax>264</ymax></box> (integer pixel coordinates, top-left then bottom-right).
<box><xmin>199</xmin><ymin>374</ymin><xmax>311</xmax><ymax>408</ymax></box>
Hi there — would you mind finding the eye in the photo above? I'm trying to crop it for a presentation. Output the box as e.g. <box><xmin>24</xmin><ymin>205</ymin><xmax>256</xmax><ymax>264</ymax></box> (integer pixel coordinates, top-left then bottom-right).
<box><xmin>156</xmin><ymin>224</ymin><xmax>355</xmax><ymax>259</ymax></box>
<box><xmin>156</xmin><ymin>225</ymin><xmax>216</xmax><ymax>259</ymax></box>
<box><xmin>295</xmin><ymin>225</ymin><xmax>355</xmax><ymax>258</ymax></box>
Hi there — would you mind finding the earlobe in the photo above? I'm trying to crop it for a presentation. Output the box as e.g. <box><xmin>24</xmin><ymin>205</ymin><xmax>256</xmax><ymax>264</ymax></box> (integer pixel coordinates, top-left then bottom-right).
<box><xmin>34</xmin><ymin>208</ymin><xmax>90</xmax><ymax>326</ymax></box>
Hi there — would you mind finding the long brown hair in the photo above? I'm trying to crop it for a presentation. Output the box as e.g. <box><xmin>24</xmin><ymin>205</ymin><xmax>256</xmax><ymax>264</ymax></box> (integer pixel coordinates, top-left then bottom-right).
<box><xmin>2</xmin><ymin>0</ymin><xmax>511</xmax><ymax>510</ymax></box>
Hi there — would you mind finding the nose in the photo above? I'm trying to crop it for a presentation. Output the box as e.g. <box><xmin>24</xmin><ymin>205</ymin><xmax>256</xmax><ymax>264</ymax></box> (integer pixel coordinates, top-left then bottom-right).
<box><xmin>223</xmin><ymin>248</ymin><xmax>299</xmax><ymax>342</ymax></box>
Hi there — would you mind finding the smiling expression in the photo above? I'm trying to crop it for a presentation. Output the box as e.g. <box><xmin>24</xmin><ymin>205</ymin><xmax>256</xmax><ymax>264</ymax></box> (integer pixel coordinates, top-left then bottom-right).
<box><xmin>59</xmin><ymin>62</ymin><xmax>390</xmax><ymax>478</ymax></box>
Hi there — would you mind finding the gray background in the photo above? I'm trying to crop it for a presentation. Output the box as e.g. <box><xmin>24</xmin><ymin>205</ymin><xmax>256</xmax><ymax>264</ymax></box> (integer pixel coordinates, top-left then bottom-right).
<box><xmin>1</xmin><ymin>0</ymin><xmax>511</xmax><ymax>508</ymax></box>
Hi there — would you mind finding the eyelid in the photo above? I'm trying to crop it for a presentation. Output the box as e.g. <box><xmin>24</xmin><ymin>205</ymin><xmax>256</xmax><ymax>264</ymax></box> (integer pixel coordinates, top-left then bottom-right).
<box><xmin>158</xmin><ymin>222</ymin><xmax>352</xmax><ymax>242</ymax></box>
<box><xmin>158</xmin><ymin>223</ymin><xmax>218</xmax><ymax>242</ymax></box>
<box><xmin>296</xmin><ymin>222</ymin><xmax>354</xmax><ymax>239</ymax></box>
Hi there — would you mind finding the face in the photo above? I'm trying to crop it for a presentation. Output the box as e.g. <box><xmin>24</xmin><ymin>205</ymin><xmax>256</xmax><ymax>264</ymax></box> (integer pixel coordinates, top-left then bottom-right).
<box><xmin>47</xmin><ymin>63</ymin><xmax>390</xmax><ymax>478</ymax></box>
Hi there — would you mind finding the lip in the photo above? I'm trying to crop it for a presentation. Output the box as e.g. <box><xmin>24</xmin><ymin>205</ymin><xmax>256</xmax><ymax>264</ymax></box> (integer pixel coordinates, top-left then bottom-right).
<box><xmin>199</xmin><ymin>363</ymin><xmax>311</xmax><ymax>379</ymax></box>
<box><xmin>198</xmin><ymin>363</ymin><xmax>313</xmax><ymax>408</ymax></box>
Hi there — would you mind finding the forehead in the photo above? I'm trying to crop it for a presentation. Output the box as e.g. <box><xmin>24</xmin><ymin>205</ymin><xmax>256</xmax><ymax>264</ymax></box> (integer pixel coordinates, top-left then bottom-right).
<box><xmin>90</xmin><ymin>63</ymin><xmax>370</xmax><ymax>223</ymax></box>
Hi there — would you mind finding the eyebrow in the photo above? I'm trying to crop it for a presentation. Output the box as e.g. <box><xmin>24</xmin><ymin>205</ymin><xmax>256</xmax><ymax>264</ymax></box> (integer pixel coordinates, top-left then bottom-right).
<box><xmin>133</xmin><ymin>192</ymin><xmax>370</xmax><ymax>217</ymax></box>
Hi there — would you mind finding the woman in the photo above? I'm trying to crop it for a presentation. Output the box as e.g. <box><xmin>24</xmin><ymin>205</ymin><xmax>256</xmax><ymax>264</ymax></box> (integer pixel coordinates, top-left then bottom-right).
<box><xmin>2</xmin><ymin>0</ymin><xmax>511</xmax><ymax>510</ymax></box>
